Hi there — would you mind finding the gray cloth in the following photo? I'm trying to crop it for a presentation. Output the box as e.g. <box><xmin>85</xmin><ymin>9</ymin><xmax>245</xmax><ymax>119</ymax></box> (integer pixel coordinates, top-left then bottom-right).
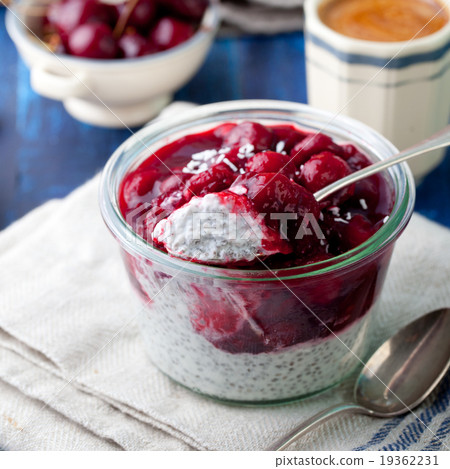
<box><xmin>218</xmin><ymin>0</ymin><xmax>304</xmax><ymax>34</ymax></box>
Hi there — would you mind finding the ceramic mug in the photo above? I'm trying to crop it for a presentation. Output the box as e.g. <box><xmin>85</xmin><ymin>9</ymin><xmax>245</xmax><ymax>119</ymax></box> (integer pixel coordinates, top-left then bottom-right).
<box><xmin>304</xmin><ymin>0</ymin><xmax>450</xmax><ymax>181</ymax></box>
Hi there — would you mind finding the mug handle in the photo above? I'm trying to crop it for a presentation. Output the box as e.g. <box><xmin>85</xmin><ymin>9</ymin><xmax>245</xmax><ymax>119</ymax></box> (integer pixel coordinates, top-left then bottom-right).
<box><xmin>31</xmin><ymin>67</ymin><xmax>88</xmax><ymax>101</ymax></box>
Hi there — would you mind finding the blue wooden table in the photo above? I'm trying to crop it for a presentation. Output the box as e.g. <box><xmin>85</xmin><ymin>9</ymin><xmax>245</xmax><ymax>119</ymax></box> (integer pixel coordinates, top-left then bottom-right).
<box><xmin>0</xmin><ymin>7</ymin><xmax>449</xmax><ymax>229</ymax></box>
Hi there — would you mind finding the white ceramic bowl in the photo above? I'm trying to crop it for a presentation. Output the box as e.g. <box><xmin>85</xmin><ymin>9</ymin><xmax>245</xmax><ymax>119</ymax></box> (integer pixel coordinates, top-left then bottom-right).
<box><xmin>6</xmin><ymin>1</ymin><xmax>220</xmax><ymax>128</ymax></box>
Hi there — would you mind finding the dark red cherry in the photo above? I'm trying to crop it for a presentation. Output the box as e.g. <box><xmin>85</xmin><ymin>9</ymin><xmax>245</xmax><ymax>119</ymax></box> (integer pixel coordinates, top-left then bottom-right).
<box><xmin>231</xmin><ymin>172</ymin><xmax>320</xmax><ymax>236</ymax></box>
<box><xmin>118</xmin><ymin>29</ymin><xmax>158</xmax><ymax>58</ymax></box>
<box><xmin>341</xmin><ymin>214</ymin><xmax>376</xmax><ymax>249</ymax></box>
<box><xmin>47</xmin><ymin>0</ymin><xmax>117</xmax><ymax>45</ymax></box>
<box><xmin>246</xmin><ymin>151</ymin><xmax>296</xmax><ymax>179</ymax></box>
<box><xmin>340</xmin><ymin>143</ymin><xmax>359</xmax><ymax>159</ymax></box>
<box><xmin>299</xmin><ymin>151</ymin><xmax>354</xmax><ymax>205</ymax></box>
<box><xmin>290</xmin><ymin>133</ymin><xmax>342</xmax><ymax>165</ymax></box>
<box><xmin>138</xmin><ymin>204</ymin><xmax>169</xmax><ymax>241</ymax></box>
<box><xmin>352</xmin><ymin>174</ymin><xmax>394</xmax><ymax>219</ymax></box>
<box><xmin>271</xmin><ymin>125</ymin><xmax>308</xmax><ymax>153</ymax></box>
<box><xmin>352</xmin><ymin>177</ymin><xmax>380</xmax><ymax>213</ymax></box>
<box><xmin>137</xmin><ymin>184</ymin><xmax>189</xmax><ymax>240</ymax></box>
<box><xmin>339</xmin><ymin>142</ymin><xmax>372</xmax><ymax>170</ymax></box>
<box><xmin>159</xmin><ymin>0</ymin><xmax>209</xmax><ymax>21</ymax></box>
<box><xmin>120</xmin><ymin>169</ymin><xmax>160</xmax><ymax>211</ymax></box>
<box><xmin>347</xmin><ymin>152</ymin><xmax>372</xmax><ymax>171</ymax></box>
<box><xmin>223</xmin><ymin>121</ymin><xmax>274</xmax><ymax>153</ymax></box>
<box><xmin>158</xmin><ymin>172</ymin><xmax>191</xmax><ymax>196</ymax></box>
<box><xmin>149</xmin><ymin>16</ymin><xmax>195</xmax><ymax>50</ymax></box>
<box><xmin>303</xmin><ymin>249</ymin><xmax>333</xmax><ymax>265</ymax></box>
<box><xmin>68</xmin><ymin>22</ymin><xmax>118</xmax><ymax>59</ymax></box>
<box><xmin>250</xmin><ymin>291</ymin><xmax>336</xmax><ymax>350</ymax></box>
<box><xmin>114</xmin><ymin>0</ymin><xmax>157</xmax><ymax>33</ymax></box>
<box><xmin>189</xmin><ymin>285</ymin><xmax>267</xmax><ymax>354</ymax></box>
<box><xmin>183</xmin><ymin>163</ymin><xmax>235</xmax><ymax>198</ymax></box>
<box><xmin>213</xmin><ymin>123</ymin><xmax>237</xmax><ymax>140</ymax></box>
<box><xmin>128</xmin><ymin>0</ymin><xmax>158</xmax><ymax>31</ymax></box>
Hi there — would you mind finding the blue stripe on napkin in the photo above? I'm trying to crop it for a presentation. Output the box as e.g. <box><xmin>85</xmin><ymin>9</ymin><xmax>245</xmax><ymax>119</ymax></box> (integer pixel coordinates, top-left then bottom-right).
<box><xmin>354</xmin><ymin>373</ymin><xmax>450</xmax><ymax>451</ymax></box>
<box><xmin>422</xmin><ymin>417</ymin><xmax>450</xmax><ymax>450</ymax></box>
<box><xmin>354</xmin><ymin>416</ymin><xmax>406</xmax><ymax>451</ymax></box>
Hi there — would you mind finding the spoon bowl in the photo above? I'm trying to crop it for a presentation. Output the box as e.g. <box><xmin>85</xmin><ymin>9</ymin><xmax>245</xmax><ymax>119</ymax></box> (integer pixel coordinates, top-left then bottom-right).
<box><xmin>355</xmin><ymin>308</ymin><xmax>450</xmax><ymax>416</ymax></box>
<box><xmin>270</xmin><ymin>307</ymin><xmax>450</xmax><ymax>451</ymax></box>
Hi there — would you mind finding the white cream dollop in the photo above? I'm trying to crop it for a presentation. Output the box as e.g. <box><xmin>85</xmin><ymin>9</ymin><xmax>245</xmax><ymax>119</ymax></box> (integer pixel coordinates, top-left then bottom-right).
<box><xmin>152</xmin><ymin>192</ymin><xmax>268</xmax><ymax>264</ymax></box>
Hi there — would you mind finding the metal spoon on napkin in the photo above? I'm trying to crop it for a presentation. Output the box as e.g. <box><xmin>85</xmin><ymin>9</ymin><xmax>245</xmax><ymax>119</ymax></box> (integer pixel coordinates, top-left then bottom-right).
<box><xmin>269</xmin><ymin>307</ymin><xmax>450</xmax><ymax>451</ymax></box>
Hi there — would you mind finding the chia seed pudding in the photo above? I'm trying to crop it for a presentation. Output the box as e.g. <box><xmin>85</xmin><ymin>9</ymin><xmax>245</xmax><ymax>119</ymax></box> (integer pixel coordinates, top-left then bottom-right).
<box><xmin>100</xmin><ymin>102</ymin><xmax>414</xmax><ymax>403</ymax></box>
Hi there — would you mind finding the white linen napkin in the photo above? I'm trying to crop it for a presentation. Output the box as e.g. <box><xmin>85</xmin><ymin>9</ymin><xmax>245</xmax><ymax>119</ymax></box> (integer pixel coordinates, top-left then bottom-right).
<box><xmin>0</xmin><ymin>147</ymin><xmax>449</xmax><ymax>451</ymax></box>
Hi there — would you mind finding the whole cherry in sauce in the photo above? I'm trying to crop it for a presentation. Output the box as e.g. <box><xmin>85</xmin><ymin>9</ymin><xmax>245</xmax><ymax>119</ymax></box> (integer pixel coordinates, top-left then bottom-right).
<box><xmin>245</xmin><ymin>151</ymin><xmax>296</xmax><ymax>179</ymax></box>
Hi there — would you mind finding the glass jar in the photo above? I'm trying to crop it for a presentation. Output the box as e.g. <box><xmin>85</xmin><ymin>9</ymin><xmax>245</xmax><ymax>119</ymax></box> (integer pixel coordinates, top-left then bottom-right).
<box><xmin>100</xmin><ymin>100</ymin><xmax>415</xmax><ymax>404</ymax></box>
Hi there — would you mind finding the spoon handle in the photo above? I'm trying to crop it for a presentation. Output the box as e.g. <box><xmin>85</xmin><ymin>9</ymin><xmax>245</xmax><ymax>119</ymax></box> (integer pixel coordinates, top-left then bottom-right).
<box><xmin>268</xmin><ymin>403</ymin><xmax>370</xmax><ymax>451</ymax></box>
<box><xmin>314</xmin><ymin>125</ymin><xmax>450</xmax><ymax>202</ymax></box>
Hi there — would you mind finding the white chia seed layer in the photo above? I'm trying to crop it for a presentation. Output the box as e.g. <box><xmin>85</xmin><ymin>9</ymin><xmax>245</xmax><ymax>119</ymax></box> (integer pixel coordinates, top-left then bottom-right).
<box><xmin>130</xmin><ymin>256</ymin><xmax>372</xmax><ymax>403</ymax></box>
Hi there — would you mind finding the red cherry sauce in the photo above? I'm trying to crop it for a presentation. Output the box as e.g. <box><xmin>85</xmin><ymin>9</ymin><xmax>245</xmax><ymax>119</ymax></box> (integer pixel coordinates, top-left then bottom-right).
<box><xmin>119</xmin><ymin>121</ymin><xmax>395</xmax><ymax>353</ymax></box>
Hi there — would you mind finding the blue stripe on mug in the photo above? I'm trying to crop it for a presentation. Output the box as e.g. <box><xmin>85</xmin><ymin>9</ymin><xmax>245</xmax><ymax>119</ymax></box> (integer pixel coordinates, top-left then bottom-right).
<box><xmin>308</xmin><ymin>33</ymin><xmax>450</xmax><ymax>69</ymax></box>
<box><xmin>354</xmin><ymin>373</ymin><xmax>450</xmax><ymax>451</ymax></box>
<box><xmin>306</xmin><ymin>56</ymin><xmax>450</xmax><ymax>87</ymax></box>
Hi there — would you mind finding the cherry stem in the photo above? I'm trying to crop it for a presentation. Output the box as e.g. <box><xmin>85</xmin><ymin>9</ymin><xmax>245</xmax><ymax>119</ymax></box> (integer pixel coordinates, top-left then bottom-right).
<box><xmin>113</xmin><ymin>0</ymin><xmax>140</xmax><ymax>39</ymax></box>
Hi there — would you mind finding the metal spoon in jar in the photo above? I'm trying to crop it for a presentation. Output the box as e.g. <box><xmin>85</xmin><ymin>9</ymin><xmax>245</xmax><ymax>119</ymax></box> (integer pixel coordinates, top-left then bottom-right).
<box><xmin>269</xmin><ymin>307</ymin><xmax>450</xmax><ymax>451</ymax></box>
<box><xmin>314</xmin><ymin>126</ymin><xmax>450</xmax><ymax>202</ymax></box>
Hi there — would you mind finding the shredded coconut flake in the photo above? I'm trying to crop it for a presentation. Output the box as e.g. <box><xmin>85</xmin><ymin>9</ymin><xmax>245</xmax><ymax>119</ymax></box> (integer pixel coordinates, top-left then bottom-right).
<box><xmin>334</xmin><ymin>217</ymin><xmax>349</xmax><ymax>224</ymax></box>
<box><xmin>383</xmin><ymin>216</ymin><xmax>390</xmax><ymax>224</ymax></box>
<box><xmin>182</xmin><ymin>161</ymin><xmax>208</xmax><ymax>174</ymax></box>
<box><xmin>359</xmin><ymin>198</ymin><xmax>368</xmax><ymax>210</ymax></box>
<box><xmin>276</xmin><ymin>141</ymin><xmax>285</xmax><ymax>153</ymax></box>
<box><xmin>215</xmin><ymin>153</ymin><xmax>225</xmax><ymax>164</ymax></box>
<box><xmin>187</xmin><ymin>160</ymin><xmax>200</xmax><ymax>169</ymax></box>
<box><xmin>345</xmin><ymin>212</ymin><xmax>352</xmax><ymax>221</ymax></box>
<box><xmin>192</xmin><ymin>149</ymin><xmax>218</xmax><ymax>161</ymax></box>
<box><xmin>238</xmin><ymin>143</ymin><xmax>255</xmax><ymax>159</ymax></box>
<box><xmin>329</xmin><ymin>206</ymin><xmax>340</xmax><ymax>217</ymax></box>
<box><xmin>223</xmin><ymin>157</ymin><xmax>238</xmax><ymax>172</ymax></box>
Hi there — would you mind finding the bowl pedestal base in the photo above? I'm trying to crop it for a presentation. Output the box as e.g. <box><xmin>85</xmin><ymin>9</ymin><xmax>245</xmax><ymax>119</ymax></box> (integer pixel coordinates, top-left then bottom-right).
<box><xmin>63</xmin><ymin>94</ymin><xmax>173</xmax><ymax>128</ymax></box>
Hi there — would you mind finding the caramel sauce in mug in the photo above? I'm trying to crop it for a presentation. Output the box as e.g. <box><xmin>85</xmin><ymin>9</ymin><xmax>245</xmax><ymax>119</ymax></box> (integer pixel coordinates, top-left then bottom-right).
<box><xmin>319</xmin><ymin>0</ymin><xmax>449</xmax><ymax>42</ymax></box>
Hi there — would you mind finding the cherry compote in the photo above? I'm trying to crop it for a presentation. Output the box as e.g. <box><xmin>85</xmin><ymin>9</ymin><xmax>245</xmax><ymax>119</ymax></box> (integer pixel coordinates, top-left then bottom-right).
<box><xmin>119</xmin><ymin>121</ymin><xmax>394</xmax><ymax>269</ymax></box>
